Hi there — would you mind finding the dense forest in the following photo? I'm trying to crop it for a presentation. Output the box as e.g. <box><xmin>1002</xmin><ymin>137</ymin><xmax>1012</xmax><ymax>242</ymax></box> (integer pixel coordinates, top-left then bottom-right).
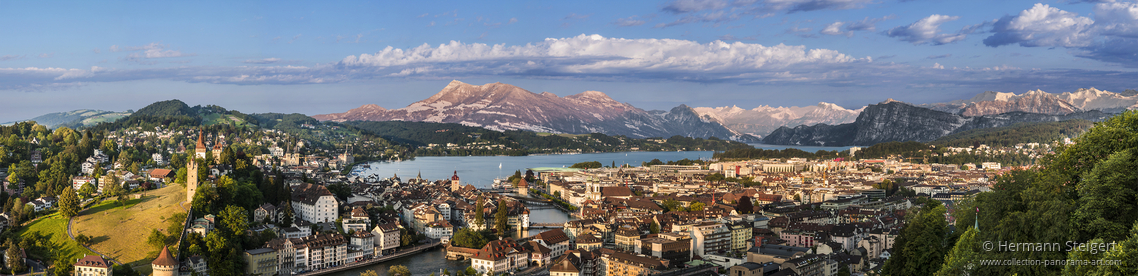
<box><xmin>932</xmin><ymin>119</ymin><xmax>1094</xmax><ymax>148</ymax></box>
<box><xmin>884</xmin><ymin>110</ymin><xmax>1138</xmax><ymax>275</ymax></box>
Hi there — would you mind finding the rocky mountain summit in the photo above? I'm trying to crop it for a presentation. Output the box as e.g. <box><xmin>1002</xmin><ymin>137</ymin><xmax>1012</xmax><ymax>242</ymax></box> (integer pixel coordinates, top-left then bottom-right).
<box><xmin>314</xmin><ymin>81</ymin><xmax>756</xmax><ymax>140</ymax></box>
<box><xmin>692</xmin><ymin>102</ymin><xmax>863</xmax><ymax>138</ymax></box>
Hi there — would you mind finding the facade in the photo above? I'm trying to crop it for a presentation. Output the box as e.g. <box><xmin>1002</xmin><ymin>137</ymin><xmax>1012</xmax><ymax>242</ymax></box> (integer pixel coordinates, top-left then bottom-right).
<box><xmin>533</xmin><ymin>229</ymin><xmax>572</xmax><ymax>259</ymax></box>
<box><xmin>244</xmin><ymin>248</ymin><xmax>278</xmax><ymax>276</ymax></box>
<box><xmin>292</xmin><ymin>234</ymin><xmax>348</xmax><ymax>271</ymax></box>
<box><xmin>601</xmin><ymin>250</ymin><xmax>670</xmax><ymax>276</ymax></box>
<box><xmin>349</xmin><ymin>231</ymin><xmax>376</xmax><ymax>261</ymax></box>
<box><xmin>291</xmin><ymin>183</ymin><xmax>338</xmax><ymax>223</ymax></box>
<box><xmin>471</xmin><ymin>239</ymin><xmax>529</xmax><ymax>274</ymax></box>
<box><xmin>74</xmin><ymin>255</ymin><xmax>113</xmax><ymax>276</ymax></box>
<box><xmin>371</xmin><ymin>222</ymin><xmax>401</xmax><ymax>255</ymax></box>
<box><xmin>728</xmin><ymin>221</ymin><xmax>751</xmax><ymax>253</ymax></box>
<box><xmin>691</xmin><ymin>222</ymin><xmax>730</xmax><ymax>257</ymax></box>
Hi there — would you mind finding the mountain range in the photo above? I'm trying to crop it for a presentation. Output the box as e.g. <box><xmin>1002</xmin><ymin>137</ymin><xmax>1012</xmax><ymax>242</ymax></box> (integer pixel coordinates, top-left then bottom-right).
<box><xmin>313</xmin><ymin>81</ymin><xmax>757</xmax><ymax>141</ymax></box>
<box><xmin>692</xmin><ymin>103</ymin><xmax>864</xmax><ymax>137</ymax></box>
<box><xmin>701</xmin><ymin>87</ymin><xmax>1138</xmax><ymax>138</ymax></box>
<box><xmin>8</xmin><ymin>82</ymin><xmax>1136</xmax><ymax>147</ymax></box>
<box><xmin>762</xmin><ymin>99</ymin><xmax>1113</xmax><ymax>146</ymax></box>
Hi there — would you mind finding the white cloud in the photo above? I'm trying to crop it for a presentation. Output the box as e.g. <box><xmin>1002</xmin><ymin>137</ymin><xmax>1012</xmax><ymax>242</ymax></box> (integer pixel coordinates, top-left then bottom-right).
<box><xmin>984</xmin><ymin>4</ymin><xmax>1094</xmax><ymax>47</ymax></box>
<box><xmin>982</xmin><ymin>2</ymin><xmax>1138</xmax><ymax>66</ymax></box>
<box><xmin>339</xmin><ymin>34</ymin><xmax>862</xmax><ymax>78</ymax></box>
<box><xmin>885</xmin><ymin>14</ymin><xmax>970</xmax><ymax>45</ymax></box>
<box><xmin>111</xmin><ymin>43</ymin><xmax>195</xmax><ymax>64</ymax></box>
<box><xmin>820</xmin><ymin>22</ymin><xmax>853</xmax><ymax>37</ymax></box>
<box><xmin>1092</xmin><ymin>2</ymin><xmax>1138</xmax><ymax>38</ymax></box>
<box><xmin>0</xmin><ymin>55</ymin><xmax>23</xmax><ymax>61</ymax></box>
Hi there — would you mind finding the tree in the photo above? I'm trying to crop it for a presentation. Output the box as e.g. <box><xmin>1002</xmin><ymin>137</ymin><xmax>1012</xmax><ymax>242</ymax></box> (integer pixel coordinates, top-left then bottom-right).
<box><xmin>649</xmin><ymin>222</ymin><xmax>660</xmax><ymax>234</ymax></box>
<box><xmin>175</xmin><ymin>167</ymin><xmax>188</xmax><ymax>185</ymax></box>
<box><xmin>569</xmin><ymin>161</ymin><xmax>602</xmax><ymax>169</ymax></box>
<box><xmin>147</xmin><ymin>229</ymin><xmax>167</xmax><ymax>249</ymax></box>
<box><xmin>7</xmin><ymin>242</ymin><xmax>25</xmax><ymax>273</ymax></box>
<box><xmin>690</xmin><ymin>202</ymin><xmax>706</xmax><ymax>212</ymax></box>
<box><xmin>1064</xmin><ymin>221</ymin><xmax>1138</xmax><ymax>275</ymax></box>
<box><xmin>280</xmin><ymin>201</ymin><xmax>294</xmax><ymax>226</ymax></box>
<box><xmin>219</xmin><ymin>205</ymin><xmax>249</xmax><ymax>238</ymax></box>
<box><xmin>882</xmin><ymin>203</ymin><xmax>949</xmax><ymax>276</ymax></box>
<box><xmin>53</xmin><ymin>257</ymin><xmax>75</xmax><ymax>276</ymax></box>
<box><xmin>452</xmin><ymin>228</ymin><xmax>490</xmax><ymax>248</ymax></box>
<box><xmin>935</xmin><ymin>227</ymin><xmax>979</xmax><ymax>276</ymax></box>
<box><xmin>474</xmin><ymin>195</ymin><xmax>485</xmax><ymax>228</ymax></box>
<box><xmin>79</xmin><ymin>183</ymin><xmax>96</xmax><ymax>199</ymax></box>
<box><xmin>361</xmin><ymin>270</ymin><xmax>380</xmax><ymax>276</ymax></box>
<box><xmin>659</xmin><ymin>198</ymin><xmax>682</xmax><ymax>212</ymax></box>
<box><xmin>59</xmin><ymin>186</ymin><xmax>81</xmax><ymax>218</ymax></box>
<box><xmin>1070</xmin><ymin>148</ymin><xmax>1138</xmax><ymax>242</ymax></box>
<box><xmin>75</xmin><ymin>234</ymin><xmax>90</xmax><ymax>245</ymax></box>
<box><xmin>495</xmin><ymin>200</ymin><xmax>509</xmax><ymax>237</ymax></box>
<box><xmin>735</xmin><ymin>195</ymin><xmax>753</xmax><ymax>214</ymax></box>
<box><xmin>388</xmin><ymin>265</ymin><xmax>411</xmax><ymax>276</ymax></box>
<box><xmin>105</xmin><ymin>175</ymin><xmax>127</xmax><ymax>205</ymax></box>
<box><xmin>465</xmin><ymin>266</ymin><xmax>477</xmax><ymax>276</ymax></box>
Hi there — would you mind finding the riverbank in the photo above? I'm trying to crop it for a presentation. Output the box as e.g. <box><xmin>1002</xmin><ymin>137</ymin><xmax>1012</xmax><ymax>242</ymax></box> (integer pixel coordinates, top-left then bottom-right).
<box><xmin>296</xmin><ymin>241</ymin><xmax>442</xmax><ymax>276</ymax></box>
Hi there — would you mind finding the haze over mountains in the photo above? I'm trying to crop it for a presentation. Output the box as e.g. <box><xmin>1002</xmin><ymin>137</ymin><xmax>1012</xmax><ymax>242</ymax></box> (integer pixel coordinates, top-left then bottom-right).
<box><xmin>314</xmin><ymin>80</ymin><xmax>755</xmax><ymax>141</ymax></box>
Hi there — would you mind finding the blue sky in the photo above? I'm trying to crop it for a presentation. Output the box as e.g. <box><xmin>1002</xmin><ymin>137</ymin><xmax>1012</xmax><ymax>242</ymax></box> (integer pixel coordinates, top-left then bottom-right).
<box><xmin>3</xmin><ymin>0</ymin><xmax>1138</xmax><ymax>122</ymax></box>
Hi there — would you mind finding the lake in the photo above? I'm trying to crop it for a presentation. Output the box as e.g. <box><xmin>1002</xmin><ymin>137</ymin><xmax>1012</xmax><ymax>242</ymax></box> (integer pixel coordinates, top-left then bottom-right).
<box><xmin>357</xmin><ymin>151</ymin><xmax>717</xmax><ymax>189</ymax></box>
<box><xmin>355</xmin><ymin>145</ymin><xmax>853</xmax><ymax>189</ymax></box>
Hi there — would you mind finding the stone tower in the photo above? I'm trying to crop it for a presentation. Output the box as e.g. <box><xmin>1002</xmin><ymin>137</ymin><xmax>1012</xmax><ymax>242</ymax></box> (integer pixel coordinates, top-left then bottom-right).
<box><xmin>450</xmin><ymin>171</ymin><xmax>460</xmax><ymax>192</ymax></box>
<box><xmin>151</xmin><ymin>246</ymin><xmax>178</xmax><ymax>276</ymax></box>
<box><xmin>188</xmin><ymin>129</ymin><xmax>206</xmax><ymax>203</ymax></box>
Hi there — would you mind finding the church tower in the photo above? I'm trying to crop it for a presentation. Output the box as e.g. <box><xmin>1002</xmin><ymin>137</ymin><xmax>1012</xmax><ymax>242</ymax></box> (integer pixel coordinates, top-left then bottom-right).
<box><xmin>187</xmin><ymin>129</ymin><xmax>206</xmax><ymax>203</ymax></box>
<box><xmin>212</xmin><ymin>136</ymin><xmax>224</xmax><ymax>161</ymax></box>
<box><xmin>450</xmin><ymin>171</ymin><xmax>461</xmax><ymax>192</ymax></box>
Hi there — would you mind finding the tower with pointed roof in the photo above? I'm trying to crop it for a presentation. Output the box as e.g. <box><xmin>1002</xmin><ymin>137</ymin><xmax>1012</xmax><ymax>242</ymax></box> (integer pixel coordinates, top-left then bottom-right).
<box><xmin>151</xmin><ymin>246</ymin><xmax>178</xmax><ymax>276</ymax></box>
<box><xmin>187</xmin><ymin>129</ymin><xmax>205</xmax><ymax>203</ymax></box>
<box><xmin>212</xmin><ymin>136</ymin><xmax>224</xmax><ymax>161</ymax></box>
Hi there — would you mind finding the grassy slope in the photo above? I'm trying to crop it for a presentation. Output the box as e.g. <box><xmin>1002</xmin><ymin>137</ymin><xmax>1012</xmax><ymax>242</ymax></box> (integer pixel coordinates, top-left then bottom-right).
<box><xmin>72</xmin><ymin>185</ymin><xmax>186</xmax><ymax>273</ymax></box>
<box><xmin>17</xmin><ymin>213</ymin><xmax>98</xmax><ymax>266</ymax></box>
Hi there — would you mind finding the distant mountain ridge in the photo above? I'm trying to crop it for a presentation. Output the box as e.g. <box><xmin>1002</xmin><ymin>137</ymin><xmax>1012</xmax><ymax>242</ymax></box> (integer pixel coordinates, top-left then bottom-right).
<box><xmin>920</xmin><ymin>87</ymin><xmax>1138</xmax><ymax>115</ymax></box>
<box><xmin>762</xmin><ymin>99</ymin><xmax>1113</xmax><ymax>146</ymax></box>
<box><xmin>314</xmin><ymin>80</ymin><xmax>757</xmax><ymax>141</ymax></box>
<box><xmin>692</xmin><ymin>102</ymin><xmax>864</xmax><ymax>137</ymax></box>
<box><xmin>3</xmin><ymin>109</ymin><xmax>132</xmax><ymax>129</ymax></box>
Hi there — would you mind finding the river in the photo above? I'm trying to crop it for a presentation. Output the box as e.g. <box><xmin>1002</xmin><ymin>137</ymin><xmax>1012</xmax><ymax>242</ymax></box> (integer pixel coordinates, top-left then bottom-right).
<box><xmin>337</xmin><ymin>147</ymin><xmax>852</xmax><ymax>276</ymax></box>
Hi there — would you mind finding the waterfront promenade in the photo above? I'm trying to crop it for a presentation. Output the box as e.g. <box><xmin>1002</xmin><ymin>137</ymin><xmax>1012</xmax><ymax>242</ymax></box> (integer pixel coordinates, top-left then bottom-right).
<box><xmin>294</xmin><ymin>241</ymin><xmax>443</xmax><ymax>276</ymax></box>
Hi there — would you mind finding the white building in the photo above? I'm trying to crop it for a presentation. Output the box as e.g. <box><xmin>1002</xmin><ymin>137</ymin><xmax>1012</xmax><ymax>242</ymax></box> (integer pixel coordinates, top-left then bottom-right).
<box><xmin>371</xmin><ymin>222</ymin><xmax>401</xmax><ymax>255</ymax></box>
<box><xmin>291</xmin><ymin>183</ymin><xmax>339</xmax><ymax>223</ymax></box>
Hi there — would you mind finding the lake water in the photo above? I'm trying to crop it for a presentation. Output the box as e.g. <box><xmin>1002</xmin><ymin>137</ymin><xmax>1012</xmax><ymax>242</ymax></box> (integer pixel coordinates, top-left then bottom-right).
<box><xmin>357</xmin><ymin>151</ymin><xmax>718</xmax><ymax>189</ymax></box>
